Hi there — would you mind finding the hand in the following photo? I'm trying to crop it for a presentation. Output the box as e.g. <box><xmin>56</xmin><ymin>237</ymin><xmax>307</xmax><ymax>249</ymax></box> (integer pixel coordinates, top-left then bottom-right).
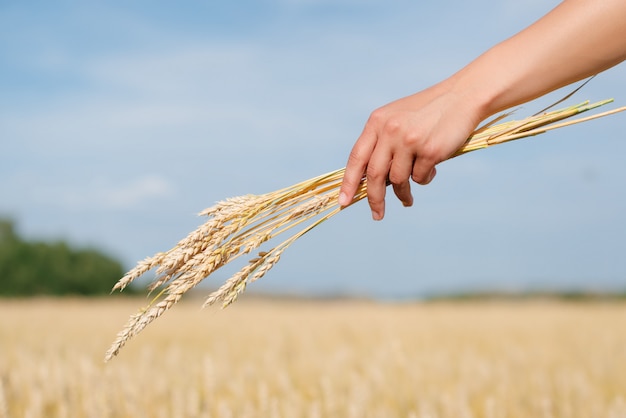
<box><xmin>338</xmin><ymin>0</ymin><xmax>626</xmax><ymax>221</ymax></box>
<box><xmin>339</xmin><ymin>84</ymin><xmax>482</xmax><ymax>220</ymax></box>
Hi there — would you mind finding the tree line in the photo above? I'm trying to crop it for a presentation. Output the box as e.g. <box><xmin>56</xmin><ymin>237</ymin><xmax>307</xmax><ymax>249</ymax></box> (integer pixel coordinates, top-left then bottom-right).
<box><xmin>0</xmin><ymin>218</ymin><xmax>134</xmax><ymax>296</ymax></box>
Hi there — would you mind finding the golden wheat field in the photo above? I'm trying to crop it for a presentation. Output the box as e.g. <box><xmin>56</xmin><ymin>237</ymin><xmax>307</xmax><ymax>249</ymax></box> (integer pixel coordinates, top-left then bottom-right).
<box><xmin>1</xmin><ymin>297</ymin><xmax>625</xmax><ymax>418</ymax></box>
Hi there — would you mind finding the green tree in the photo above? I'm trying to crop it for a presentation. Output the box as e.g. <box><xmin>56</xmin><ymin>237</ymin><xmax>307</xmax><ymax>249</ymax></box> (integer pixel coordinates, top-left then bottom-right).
<box><xmin>0</xmin><ymin>218</ymin><xmax>131</xmax><ymax>296</ymax></box>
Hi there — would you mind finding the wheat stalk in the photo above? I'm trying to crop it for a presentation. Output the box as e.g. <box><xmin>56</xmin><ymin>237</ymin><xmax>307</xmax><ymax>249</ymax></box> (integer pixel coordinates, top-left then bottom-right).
<box><xmin>104</xmin><ymin>98</ymin><xmax>625</xmax><ymax>361</ymax></box>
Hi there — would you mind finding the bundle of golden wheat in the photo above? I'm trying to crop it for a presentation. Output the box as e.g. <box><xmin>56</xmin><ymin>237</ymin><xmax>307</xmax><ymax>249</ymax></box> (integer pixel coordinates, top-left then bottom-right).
<box><xmin>105</xmin><ymin>98</ymin><xmax>625</xmax><ymax>361</ymax></box>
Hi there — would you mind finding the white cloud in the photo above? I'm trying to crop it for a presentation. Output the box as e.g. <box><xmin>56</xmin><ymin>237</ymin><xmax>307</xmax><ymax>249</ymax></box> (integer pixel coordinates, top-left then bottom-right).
<box><xmin>97</xmin><ymin>175</ymin><xmax>175</xmax><ymax>210</ymax></box>
<box><xmin>82</xmin><ymin>43</ymin><xmax>264</xmax><ymax>97</ymax></box>
<box><xmin>29</xmin><ymin>174</ymin><xmax>176</xmax><ymax>212</ymax></box>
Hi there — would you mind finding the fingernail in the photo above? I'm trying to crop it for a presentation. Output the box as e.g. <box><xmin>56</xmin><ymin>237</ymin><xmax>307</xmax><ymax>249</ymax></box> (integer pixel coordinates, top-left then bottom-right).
<box><xmin>339</xmin><ymin>192</ymin><xmax>350</xmax><ymax>207</ymax></box>
<box><xmin>372</xmin><ymin>210</ymin><xmax>383</xmax><ymax>221</ymax></box>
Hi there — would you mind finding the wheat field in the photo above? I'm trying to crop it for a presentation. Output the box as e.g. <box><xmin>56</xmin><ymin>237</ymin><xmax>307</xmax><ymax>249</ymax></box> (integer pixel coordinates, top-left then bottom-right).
<box><xmin>1</xmin><ymin>297</ymin><xmax>625</xmax><ymax>418</ymax></box>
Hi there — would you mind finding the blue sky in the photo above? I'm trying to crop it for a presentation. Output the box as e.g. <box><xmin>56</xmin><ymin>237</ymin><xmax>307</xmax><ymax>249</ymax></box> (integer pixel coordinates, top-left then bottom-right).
<box><xmin>2</xmin><ymin>0</ymin><xmax>625</xmax><ymax>298</ymax></box>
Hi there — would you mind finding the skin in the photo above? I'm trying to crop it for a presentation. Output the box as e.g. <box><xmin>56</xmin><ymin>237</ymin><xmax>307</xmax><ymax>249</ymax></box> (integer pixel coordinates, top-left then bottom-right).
<box><xmin>338</xmin><ymin>0</ymin><xmax>626</xmax><ymax>220</ymax></box>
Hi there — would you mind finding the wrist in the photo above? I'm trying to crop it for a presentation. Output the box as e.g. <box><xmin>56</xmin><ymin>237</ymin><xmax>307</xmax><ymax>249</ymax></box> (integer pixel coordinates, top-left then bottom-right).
<box><xmin>445</xmin><ymin>43</ymin><xmax>530</xmax><ymax>125</ymax></box>
<box><xmin>438</xmin><ymin>71</ymin><xmax>495</xmax><ymax>129</ymax></box>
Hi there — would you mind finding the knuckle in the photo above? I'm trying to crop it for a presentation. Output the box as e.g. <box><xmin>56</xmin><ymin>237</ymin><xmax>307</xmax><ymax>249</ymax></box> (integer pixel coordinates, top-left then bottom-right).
<box><xmin>367</xmin><ymin>193</ymin><xmax>384</xmax><ymax>211</ymax></box>
<box><xmin>419</xmin><ymin>140</ymin><xmax>438</xmax><ymax>160</ymax></box>
<box><xmin>401</xmin><ymin>129</ymin><xmax>423</xmax><ymax>149</ymax></box>
<box><xmin>366</xmin><ymin>166</ymin><xmax>386</xmax><ymax>183</ymax></box>
<box><xmin>412</xmin><ymin>165</ymin><xmax>437</xmax><ymax>185</ymax></box>
<box><xmin>387</xmin><ymin>172</ymin><xmax>405</xmax><ymax>185</ymax></box>
<box><xmin>382</xmin><ymin>117</ymin><xmax>404</xmax><ymax>137</ymax></box>
<box><xmin>411</xmin><ymin>174</ymin><xmax>426</xmax><ymax>185</ymax></box>
<box><xmin>368</xmin><ymin>107</ymin><xmax>387</xmax><ymax>125</ymax></box>
<box><xmin>346</xmin><ymin>147</ymin><xmax>365</xmax><ymax>166</ymax></box>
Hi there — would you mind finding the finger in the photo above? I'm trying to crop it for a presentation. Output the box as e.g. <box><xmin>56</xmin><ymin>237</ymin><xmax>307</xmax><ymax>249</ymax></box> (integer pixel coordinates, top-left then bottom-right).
<box><xmin>392</xmin><ymin>181</ymin><xmax>413</xmax><ymax>207</ymax></box>
<box><xmin>339</xmin><ymin>126</ymin><xmax>378</xmax><ymax>207</ymax></box>
<box><xmin>388</xmin><ymin>153</ymin><xmax>414</xmax><ymax>207</ymax></box>
<box><xmin>412</xmin><ymin>163</ymin><xmax>437</xmax><ymax>185</ymax></box>
<box><xmin>366</xmin><ymin>147</ymin><xmax>392</xmax><ymax>221</ymax></box>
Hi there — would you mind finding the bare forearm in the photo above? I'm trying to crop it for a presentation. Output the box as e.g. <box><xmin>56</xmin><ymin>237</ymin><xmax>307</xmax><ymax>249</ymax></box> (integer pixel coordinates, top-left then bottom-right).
<box><xmin>339</xmin><ymin>0</ymin><xmax>626</xmax><ymax>219</ymax></box>
<box><xmin>450</xmin><ymin>0</ymin><xmax>626</xmax><ymax>120</ymax></box>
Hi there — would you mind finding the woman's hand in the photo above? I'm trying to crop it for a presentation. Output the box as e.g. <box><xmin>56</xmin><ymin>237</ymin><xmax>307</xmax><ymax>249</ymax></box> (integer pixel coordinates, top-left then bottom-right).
<box><xmin>339</xmin><ymin>0</ymin><xmax>626</xmax><ymax>221</ymax></box>
<box><xmin>338</xmin><ymin>84</ymin><xmax>482</xmax><ymax>220</ymax></box>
